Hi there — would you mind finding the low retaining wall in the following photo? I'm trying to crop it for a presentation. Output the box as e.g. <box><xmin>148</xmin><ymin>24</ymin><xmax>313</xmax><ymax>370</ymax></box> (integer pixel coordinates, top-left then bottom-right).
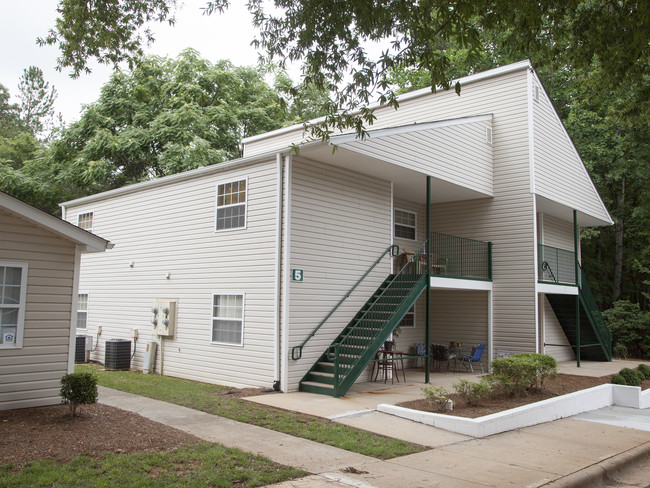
<box><xmin>378</xmin><ymin>384</ymin><xmax>649</xmax><ymax>438</ymax></box>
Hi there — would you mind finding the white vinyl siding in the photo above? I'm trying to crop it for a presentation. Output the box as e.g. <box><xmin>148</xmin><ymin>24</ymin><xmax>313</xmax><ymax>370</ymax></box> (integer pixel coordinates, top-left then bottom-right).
<box><xmin>286</xmin><ymin>158</ymin><xmax>392</xmax><ymax>389</ymax></box>
<box><xmin>64</xmin><ymin>159</ymin><xmax>278</xmax><ymax>389</ymax></box>
<box><xmin>540</xmin><ymin>214</ymin><xmax>574</xmax><ymax>251</ymax></box>
<box><xmin>77</xmin><ymin>212</ymin><xmax>93</xmax><ymax>231</ymax></box>
<box><xmin>215</xmin><ymin>178</ymin><xmax>247</xmax><ymax>231</ymax></box>
<box><xmin>532</xmin><ymin>77</ymin><xmax>610</xmax><ymax>223</ymax></box>
<box><xmin>0</xmin><ymin>209</ymin><xmax>76</xmax><ymax>410</ymax></box>
<box><xmin>77</xmin><ymin>293</ymin><xmax>88</xmax><ymax>330</ymax></box>
<box><xmin>211</xmin><ymin>293</ymin><xmax>244</xmax><ymax>345</ymax></box>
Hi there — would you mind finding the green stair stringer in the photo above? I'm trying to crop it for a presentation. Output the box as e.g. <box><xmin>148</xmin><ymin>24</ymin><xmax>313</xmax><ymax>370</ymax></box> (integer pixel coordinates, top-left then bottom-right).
<box><xmin>300</xmin><ymin>265</ymin><xmax>427</xmax><ymax>397</ymax></box>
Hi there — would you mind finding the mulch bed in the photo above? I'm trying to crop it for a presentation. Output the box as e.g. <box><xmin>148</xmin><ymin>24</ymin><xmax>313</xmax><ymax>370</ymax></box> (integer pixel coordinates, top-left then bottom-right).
<box><xmin>398</xmin><ymin>373</ymin><xmax>650</xmax><ymax>418</ymax></box>
<box><xmin>0</xmin><ymin>403</ymin><xmax>204</xmax><ymax>469</ymax></box>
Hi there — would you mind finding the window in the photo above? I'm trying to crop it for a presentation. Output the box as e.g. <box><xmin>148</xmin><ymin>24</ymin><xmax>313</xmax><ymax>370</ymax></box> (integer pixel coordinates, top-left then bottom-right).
<box><xmin>211</xmin><ymin>293</ymin><xmax>244</xmax><ymax>345</ymax></box>
<box><xmin>0</xmin><ymin>263</ymin><xmax>27</xmax><ymax>348</ymax></box>
<box><xmin>399</xmin><ymin>305</ymin><xmax>415</xmax><ymax>328</ymax></box>
<box><xmin>77</xmin><ymin>212</ymin><xmax>94</xmax><ymax>231</ymax></box>
<box><xmin>216</xmin><ymin>179</ymin><xmax>247</xmax><ymax>231</ymax></box>
<box><xmin>77</xmin><ymin>294</ymin><xmax>88</xmax><ymax>330</ymax></box>
<box><xmin>394</xmin><ymin>209</ymin><xmax>416</xmax><ymax>240</ymax></box>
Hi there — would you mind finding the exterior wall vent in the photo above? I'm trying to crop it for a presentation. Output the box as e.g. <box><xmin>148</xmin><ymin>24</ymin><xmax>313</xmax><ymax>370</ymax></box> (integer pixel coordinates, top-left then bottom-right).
<box><xmin>533</xmin><ymin>84</ymin><xmax>540</xmax><ymax>102</ymax></box>
<box><xmin>485</xmin><ymin>126</ymin><xmax>493</xmax><ymax>145</ymax></box>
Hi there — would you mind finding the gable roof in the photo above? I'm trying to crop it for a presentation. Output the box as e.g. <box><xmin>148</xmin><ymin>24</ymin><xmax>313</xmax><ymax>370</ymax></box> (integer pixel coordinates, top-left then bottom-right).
<box><xmin>0</xmin><ymin>192</ymin><xmax>111</xmax><ymax>253</ymax></box>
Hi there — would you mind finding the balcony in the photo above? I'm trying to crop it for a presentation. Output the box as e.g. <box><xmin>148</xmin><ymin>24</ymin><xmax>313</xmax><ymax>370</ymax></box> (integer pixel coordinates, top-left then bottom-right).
<box><xmin>430</xmin><ymin>232</ymin><xmax>492</xmax><ymax>282</ymax></box>
<box><xmin>538</xmin><ymin>244</ymin><xmax>576</xmax><ymax>285</ymax></box>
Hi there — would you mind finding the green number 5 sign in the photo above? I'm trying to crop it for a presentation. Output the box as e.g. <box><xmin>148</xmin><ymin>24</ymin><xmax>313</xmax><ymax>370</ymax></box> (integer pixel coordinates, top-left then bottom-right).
<box><xmin>291</xmin><ymin>269</ymin><xmax>304</xmax><ymax>282</ymax></box>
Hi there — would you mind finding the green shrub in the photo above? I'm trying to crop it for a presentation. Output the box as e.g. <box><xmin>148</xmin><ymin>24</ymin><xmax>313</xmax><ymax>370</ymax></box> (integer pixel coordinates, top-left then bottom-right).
<box><xmin>619</xmin><ymin>368</ymin><xmax>645</xmax><ymax>387</ymax></box>
<box><xmin>602</xmin><ymin>300</ymin><xmax>650</xmax><ymax>359</ymax></box>
<box><xmin>613</xmin><ymin>344</ymin><xmax>628</xmax><ymax>359</ymax></box>
<box><xmin>421</xmin><ymin>385</ymin><xmax>449</xmax><ymax>412</ymax></box>
<box><xmin>490</xmin><ymin>353</ymin><xmax>558</xmax><ymax>396</ymax></box>
<box><xmin>611</xmin><ymin>374</ymin><xmax>627</xmax><ymax>385</ymax></box>
<box><xmin>453</xmin><ymin>379</ymin><xmax>492</xmax><ymax>406</ymax></box>
<box><xmin>637</xmin><ymin>364</ymin><xmax>650</xmax><ymax>379</ymax></box>
<box><xmin>60</xmin><ymin>372</ymin><xmax>98</xmax><ymax>416</ymax></box>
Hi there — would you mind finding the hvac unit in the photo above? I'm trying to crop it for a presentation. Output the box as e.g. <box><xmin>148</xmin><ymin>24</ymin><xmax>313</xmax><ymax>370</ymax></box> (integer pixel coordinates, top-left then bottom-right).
<box><xmin>75</xmin><ymin>335</ymin><xmax>93</xmax><ymax>363</ymax></box>
<box><xmin>105</xmin><ymin>339</ymin><xmax>132</xmax><ymax>371</ymax></box>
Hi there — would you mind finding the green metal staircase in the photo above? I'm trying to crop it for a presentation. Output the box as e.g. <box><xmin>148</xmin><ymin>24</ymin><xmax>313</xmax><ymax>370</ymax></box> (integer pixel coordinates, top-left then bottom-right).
<box><xmin>299</xmin><ymin>243</ymin><xmax>428</xmax><ymax>397</ymax></box>
<box><xmin>545</xmin><ymin>268</ymin><xmax>612</xmax><ymax>361</ymax></box>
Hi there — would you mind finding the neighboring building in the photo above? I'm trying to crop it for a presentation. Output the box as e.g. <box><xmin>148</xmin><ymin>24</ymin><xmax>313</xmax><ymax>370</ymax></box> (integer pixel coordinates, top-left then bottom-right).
<box><xmin>0</xmin><ymin>192</ymin><xmax>110</xmax><ymax>410</ymax></box>
<box><xmin>61</xmin><ymin>61</ymin><xmax>612</xmax><ymax>397</ymax></box>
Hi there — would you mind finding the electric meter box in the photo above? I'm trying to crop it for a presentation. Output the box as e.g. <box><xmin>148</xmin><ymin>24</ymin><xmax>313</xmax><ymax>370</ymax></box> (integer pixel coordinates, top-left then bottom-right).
<box><xmin>151</xmin><ymin>299</ymin><xmax>177</xmax><ymax>337</ymax></box>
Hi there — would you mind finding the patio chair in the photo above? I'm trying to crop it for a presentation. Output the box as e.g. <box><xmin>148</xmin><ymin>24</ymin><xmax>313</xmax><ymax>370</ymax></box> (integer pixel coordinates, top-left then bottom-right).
<box><xmin>430</xmin><ymin>344</ymin><xmax>457</xmax><ymax>372</ymax></box>
<box><xmin>414</xmin><ymin>343</ymin><xmax>427</xmax><ymax>369</ymax></box>
<box><xmin>457</xmin><ymin>343</ymin><xmax>486</xmax><ymax>373</ymax></box>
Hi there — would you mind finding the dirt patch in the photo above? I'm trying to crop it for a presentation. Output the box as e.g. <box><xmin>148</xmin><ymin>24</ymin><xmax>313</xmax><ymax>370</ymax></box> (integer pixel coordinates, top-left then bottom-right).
<box><xmin>0</xmin><ymin>403</ymin><xmax>203</xmax><ymax>469</ymax></box>
<box><xmin>398</xmin><ymin>374</ymin><xmax>650</xmax><ymax>418</ymax></box>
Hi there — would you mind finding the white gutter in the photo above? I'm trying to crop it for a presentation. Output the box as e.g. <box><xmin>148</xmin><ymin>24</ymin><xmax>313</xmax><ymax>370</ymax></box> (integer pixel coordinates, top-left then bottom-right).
<box><xmin>281</xmin><ymin>154</ymin><xmax>292</xmax><ymax>392</ymax></box>
<box><xmin>274</xmin><ymin>152</ymin><xmax>284</xmax><ymax>388</ymax></box>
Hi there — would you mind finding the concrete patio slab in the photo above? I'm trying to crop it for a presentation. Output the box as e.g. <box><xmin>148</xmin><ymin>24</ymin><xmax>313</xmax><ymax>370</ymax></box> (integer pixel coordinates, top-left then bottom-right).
<box><xmin>573</xmin><ymin>405</ymin><xmax>650</xmax><ymax>432</ymax></box>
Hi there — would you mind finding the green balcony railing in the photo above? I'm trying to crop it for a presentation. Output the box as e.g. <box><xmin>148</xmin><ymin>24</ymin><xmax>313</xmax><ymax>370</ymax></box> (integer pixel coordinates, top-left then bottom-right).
<box><xmin>538</xmin><ymin>244</ymin><xmax>576</xmax><ymax>285</ymax></box>
<box><xmin>430</xmin><ymin>232</ymin><xmax>492</xmax><ymax>281</ymax></box>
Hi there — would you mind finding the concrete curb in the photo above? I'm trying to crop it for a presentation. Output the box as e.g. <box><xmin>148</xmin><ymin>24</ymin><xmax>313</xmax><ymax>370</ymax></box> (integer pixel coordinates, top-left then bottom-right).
<box><xmin>540</xmin><ymin>441</ymin><xmax>650</xmax><ymax>488</ymax></box>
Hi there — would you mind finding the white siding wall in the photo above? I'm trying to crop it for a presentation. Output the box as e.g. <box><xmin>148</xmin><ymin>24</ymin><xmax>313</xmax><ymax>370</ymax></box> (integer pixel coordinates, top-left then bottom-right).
<box><xmin>286</xmin><ymin>158</ymin><xmax>392</xmax><ymax>390</ymax></box>
<box><xmin>540</xmin><ymin>214</ymin><xmax>574</xmax><ymax>251</ymax></box>
<box><xmin>541</xmin><ymin>296</ymin><xmax>576</xmax><ymax>362</ymax></box>
<box><xmin>0</xmin><ymin>210</ymin><xmax>76</xmax><ymax>410</ymax></box>
<box><xmin>66</xmin><ymin>159</ymin><xmax>279</xmax><ymax>389</ymax></box>
<box><xmin>532</xmin><ymin>78</ymin><xmax>610</xmax><ymax>223</ymax></box>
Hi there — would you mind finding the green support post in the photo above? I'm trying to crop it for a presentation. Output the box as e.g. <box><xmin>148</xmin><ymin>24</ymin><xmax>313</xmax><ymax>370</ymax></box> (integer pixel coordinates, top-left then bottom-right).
<box><xmin>574</xmin><ymin>210</ymin><xmax>581</xmax><ymax>367</ymax></box>
<box><xmin>425</xmin><ymin>176</ymin><xmax>431</xmax><ymax>384</ymax></box>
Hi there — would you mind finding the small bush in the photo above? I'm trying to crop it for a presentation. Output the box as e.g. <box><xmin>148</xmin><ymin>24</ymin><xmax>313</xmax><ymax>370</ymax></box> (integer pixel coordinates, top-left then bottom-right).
<box><xmin>637</xmin><ymin>364</ymin><xmax>650</xmax><ymax>379</ymax></box>
<box><xmin>613</xmin><ymin>344</ymin><xmax>628</xmax><ymax>359</ymax></box>
<box><xmin>60</xmin><ymin>372</ymin><xmax>98</xmax><ymax>416</ymax></box>
<box><xmin>611</xmin><ymin>374</ymin><xmax>627</xmax><ymax>385</ymax></box>
<box><xmin>421</xmin><ymin>385</ymin><xmax>449</xmax><ymax>412</ymax></box>
<box><xmin>619</xmin><ymin>368</ymin><xmax>645</xmax><ymax>387</ymax></box>
<box><xmin>453</xmin><ymin>379</ymin><xmax>492</xmax><ymax>406</ymax></box>
<box><xmin>490</xmin><ymin>353</ymin><xmax>558</xmax><ymax>396</ymax></box>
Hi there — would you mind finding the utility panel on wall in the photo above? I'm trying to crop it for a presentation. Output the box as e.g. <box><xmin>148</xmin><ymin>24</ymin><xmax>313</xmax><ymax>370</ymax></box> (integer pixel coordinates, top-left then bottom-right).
<box><xmin>151</xmin><ymin>299</ymin><xmax>178</xmax><ymax>337</ymax></box>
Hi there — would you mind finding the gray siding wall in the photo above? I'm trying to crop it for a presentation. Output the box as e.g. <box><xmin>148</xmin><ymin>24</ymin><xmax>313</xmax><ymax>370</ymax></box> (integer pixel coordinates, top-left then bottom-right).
<box><xmin>532</xmin><ymin>79</ymin><xmax>610</xmax><ymax>223</ymax></box>
<box><xmin>65</xmin><ymin>159</ymin><xmax>279</xmax><ymax>389</ymax></box>
<box><xmin>540</xmin><ymin>214</ymin><xmax>574</xmax><ymax>251</ymax></box>
<box><xmin>0</xmin><ymin>210</ymin><xmax>76</xmax><ymax>410</ymax></box>
<box><xmin>286</xmin><ymin>158</ymin><xmax>392</xmax><ymax>390</ymax></box>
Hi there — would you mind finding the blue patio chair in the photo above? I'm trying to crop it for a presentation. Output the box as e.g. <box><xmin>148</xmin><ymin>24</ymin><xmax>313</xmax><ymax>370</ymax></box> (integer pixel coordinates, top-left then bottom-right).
<box><xmin>458</xmin><ymin>343</ymin><xmax>486</xmax><ymax>373</ymax></box>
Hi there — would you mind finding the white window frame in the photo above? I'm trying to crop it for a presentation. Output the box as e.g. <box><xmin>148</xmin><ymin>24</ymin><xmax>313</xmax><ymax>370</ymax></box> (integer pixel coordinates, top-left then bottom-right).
<box><xmin>215</xmin><ymin>177</ymin><xmax>248</xmax><ymax>232</ymax></box>
<box><xmin>77</xmin><ymin>292</ymin><xmax>88</xmax><ymax>330</ymax></box>
<box><xmin>399</xmin><ymin>305</ymin><xmax>416</xmax><ymax>329</ymax></box>
<box><xmin>0</xmin><ymin>262</ymin><xmax>28</xmax><ymax>349</ymax></box>
<box><xmin>394</xmin><ymin>208</ymin><xmax>417</xmax><ymax>241</ymax></box>
<box><xmin>77</xmin><ymin>211</ymin><xmax>94</xmax><ymax>232</ymax></box>
<box><xmin>210</xmin><ymin>292</ymin><xmax>245</xmax><ymax>346</ymax></box>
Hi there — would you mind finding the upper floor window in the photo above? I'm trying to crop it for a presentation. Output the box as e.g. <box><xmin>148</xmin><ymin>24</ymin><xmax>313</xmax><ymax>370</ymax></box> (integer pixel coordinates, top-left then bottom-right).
<box><xmin>0</xmin><ymin>263</ymin><xmax>27</xmax><ymax>348</ymax></box>
<box><xmin>77</xmin><ymin>293</ymin><xmax>88</xmax><ymax>330</ymax></box>
<box><xmin>394</xmin><ymin>208</ymin><xmax>416</xmax><ymax>241</ymax></box>
<box><xmin>77</xmin><ymin>212</ymin><xmax>94</xmax><ymax>232</ymax></box>
<box><xmin>216</xmin><ymin>179</ymin><xmax>247</xmax><ymax>231</ymax></box>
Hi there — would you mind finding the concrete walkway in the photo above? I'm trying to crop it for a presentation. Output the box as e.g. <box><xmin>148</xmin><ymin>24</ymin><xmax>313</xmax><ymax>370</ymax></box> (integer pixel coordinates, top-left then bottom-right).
<box><xmin>99</xmin><ymin>385</ymin><xmax>650</xmax><ymax>488</ymax></box>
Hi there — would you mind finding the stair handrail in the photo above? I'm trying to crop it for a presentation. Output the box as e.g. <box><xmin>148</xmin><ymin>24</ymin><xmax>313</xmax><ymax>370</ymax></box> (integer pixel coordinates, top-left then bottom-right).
<box><xmin>541</xmin><ymin>261</ymin><xmax>557</xmax><ymax>282</ymax></box>
<box><xmin>327</xmin><ymin>239</ymin><xmax>428</xmax><ymax>370</ymax></box>
<box><xmin>578</xmin><ymin>266</ymin><xmax>612</xmax><ymax>359</ymax></box>
<box><xmin>291</xmin><ymin>244</ymin><xmax>400</xmax><ymax>360</ymax></box>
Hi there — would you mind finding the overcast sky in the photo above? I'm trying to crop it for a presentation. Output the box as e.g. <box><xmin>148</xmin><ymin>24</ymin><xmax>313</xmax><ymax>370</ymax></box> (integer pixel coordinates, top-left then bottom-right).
<box><xmin>0</xmin><ymin>1</ymin><xmax>268</xmax><ymax>124</ymax></box>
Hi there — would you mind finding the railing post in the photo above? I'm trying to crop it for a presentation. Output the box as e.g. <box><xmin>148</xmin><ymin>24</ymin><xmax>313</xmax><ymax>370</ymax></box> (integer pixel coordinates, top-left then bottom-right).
<box><xmin>425</xmin><ymin>176</ymin><xmax>431</xmax><ymax>384</ymax></box>
<box><xmin>574</xmin><ymin>209</ymin><xmax>581</xmax><ymax>367</ymax></box>
<box><xmin>488</xmin><ymin>242</ymin><xmax>493</xmax><ymax>280</ymax></box>
<box><xmin>333</xmin><ymin>345</ymin><xmax>340</xmax><ymax>397</ymax></box>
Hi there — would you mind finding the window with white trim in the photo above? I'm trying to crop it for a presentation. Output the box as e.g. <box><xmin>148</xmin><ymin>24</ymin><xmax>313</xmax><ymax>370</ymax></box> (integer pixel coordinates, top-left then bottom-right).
<box><xmin>0</xmin><ymin>263</ymin><xmax>27</xmax><ymax>348</ymax></box>
<box><xmin>211</xmin><ymin>293</ymin><xmax>244</xmax><ymax>345</ymax></box>
<box><xmin>394</xmin><ymin>209</ymin><xmax>416</xmax><ymax>241</ymax></box>
<box><xmin>399</xmin><ymin>305</ymin><xmax>415</xmax><ymax>328</ymax></box>
<box><xmin>77</xmin><ymin>293</ymin><xmax>88</xmax><ymax>330</ymax></box>
<box><xmin>77</xmin><ymin>212</ymin><xmax>94</xmax><ymax>231</ymax></box>
<box><xmin>216</xmin><ymin>179</ymin><xmax>247</xmax><ymax>231</ymax></box>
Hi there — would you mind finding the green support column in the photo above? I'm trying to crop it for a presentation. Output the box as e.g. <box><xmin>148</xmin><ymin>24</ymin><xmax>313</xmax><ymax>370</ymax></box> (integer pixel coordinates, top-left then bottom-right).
<box><xmin>574</xmin><ymin>210</ymin><xmax>581</xmax><ymax>367</ymax></box>
<box><xmin>425</xmin><ymin>176</ymin><xmax>431</xmax><ymax>384</ymax></box>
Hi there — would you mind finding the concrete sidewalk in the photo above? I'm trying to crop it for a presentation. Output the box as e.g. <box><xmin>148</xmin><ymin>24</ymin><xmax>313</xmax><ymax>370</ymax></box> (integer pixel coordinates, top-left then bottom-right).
<box><xmin>99</xmin><ymin>386</ymin><xmax>650</xmax><ymax>488</ymax></box>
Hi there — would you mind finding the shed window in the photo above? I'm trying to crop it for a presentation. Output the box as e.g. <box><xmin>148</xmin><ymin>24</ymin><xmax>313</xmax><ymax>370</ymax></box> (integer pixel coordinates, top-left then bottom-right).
<box><xmin>77</xmin><ymin>294</ymin><xmax>88</xmax><ymax>330</ymax></box>
<box><xmin>0</xmin><ymin>263</ymin><xmax>27</xmax><ymax>348</ymax></box>
<box><xmin>211</xmin><ymin>293</ymin><xmax>244</xmax><ymax>345</ymax></box>
<box><xmin>394</xmin><ymin>209</ymin><xmax>417</xmax><ymax>241</ymax></box>
<box><xmin>77</xmin><ymin>212</ymin><xmax>94</xmax><ymax>231</ymax></box>
<box><xmin>216</xmin><ymin>179</ymin><xmax>247</xmax><ymax>231</ymax></box>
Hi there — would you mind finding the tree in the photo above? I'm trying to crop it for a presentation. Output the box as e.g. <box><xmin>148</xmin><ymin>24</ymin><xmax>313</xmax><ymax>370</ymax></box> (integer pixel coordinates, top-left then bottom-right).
<box><xmin>17</xmin><ymin>66</ymin><xmax>60</xmax><ymax>140</ymax></box>
<box><xmin>42</xmin><ymin>0</ymin><xmax>650</xmax><ymax>139</ymax></box>
<box><xmin>0</xmin><ymin>84</ymin><xmax>24</xmax><ymax>138</ymax></box>
<box><xmin>45</xmin><ymin>49</ymin><xmax>289</xmax><ymax>196</ymax></box>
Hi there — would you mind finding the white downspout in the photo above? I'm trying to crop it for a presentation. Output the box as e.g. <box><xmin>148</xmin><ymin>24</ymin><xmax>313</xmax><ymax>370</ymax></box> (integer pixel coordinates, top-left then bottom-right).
<box><xmin>281</xmin><ymin>154</ymin><xmax>292</xmax><ymax>392</ymax></box>
<box><xmin>274</xmin><ymin>152</ymin><xmax>283</xmax><ymax>389</ymax></box>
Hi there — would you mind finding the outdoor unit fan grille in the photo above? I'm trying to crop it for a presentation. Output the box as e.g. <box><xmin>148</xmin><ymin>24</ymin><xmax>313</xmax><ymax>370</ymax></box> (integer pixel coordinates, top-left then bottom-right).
<box><xmin>105</xmin><ymin>339</ymin><xmax>132</xmax><ymax>371</ymax></box>
<box><xmin>75</xmin><ymin>335</ymin><xmax>88</xmax><ymax>363</ymax></box>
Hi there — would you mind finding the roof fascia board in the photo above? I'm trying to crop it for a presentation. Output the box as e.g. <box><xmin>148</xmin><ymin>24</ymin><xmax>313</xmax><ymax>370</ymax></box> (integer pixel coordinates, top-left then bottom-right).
<box><xmin>329</xmin><ymin>114</ymin><xmax>493</xmax><ymax>146</ymax></box>
<box><xmin>243</xmin><ymin>60</ymin><xmax>531</xmax><ymax>145</ymax></box>
<box><xmin>0</xmin><ymin>192</ymin><xmax>110</xmax><ymax>253</ymax></box>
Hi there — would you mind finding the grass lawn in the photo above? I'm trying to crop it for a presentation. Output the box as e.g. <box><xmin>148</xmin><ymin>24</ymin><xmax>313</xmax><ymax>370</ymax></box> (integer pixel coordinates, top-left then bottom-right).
<box><xmin>78</xmin><ymin>364</ymin><xmax>426</xmax><ymax>459</ymax></box>
<box><xmin>0</xmin><ymin>443</ymin><xmax>305</xmax><ymax>488</ymax></box>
